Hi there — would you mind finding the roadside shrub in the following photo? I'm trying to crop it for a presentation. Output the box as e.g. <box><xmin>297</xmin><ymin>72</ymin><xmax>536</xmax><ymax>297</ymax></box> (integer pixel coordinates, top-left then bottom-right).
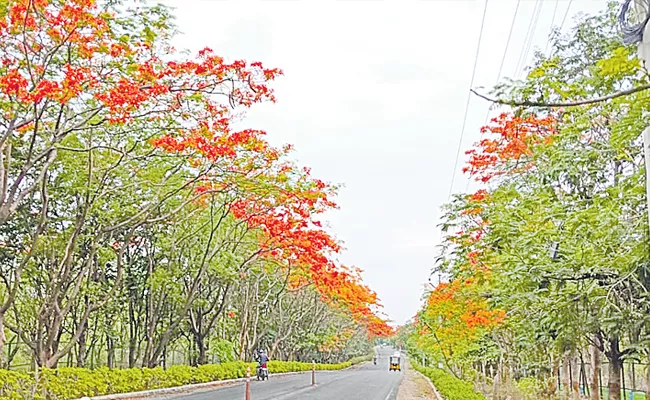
<box><xmin>516</xmin><ymin>376</ymin><xmax>555</xmax><ymax>400</ymax></box>
<box><xmin>267</xmin><ymin>360</ymin><xmax>352</xmax><ymax>373</ymax></box>
<box><xmin>103</xmin><ymin>367</ymin><xmax>146</xmax><ymax>393</ymax></box>
<box><xmin>347</xmin><ymin>354</ymin><xmax>372</xmax><ymax>365</ymax></box>
<box><xmin>40</xmin><ymin>367</ymin><xmax>109</xmax><ymax>399</ymax></box>
<box><xmin>0</xmin><ymin>369</ymin><xmax>36</xmax><ymax>400</ymax></box>
<box><xmin>412</xmin><ymin>362</ymin><xmax>487</xmax><ymax>400</ymax></box>
<box><xmin>0</xmin><ymin>358</ymin><xmax>364</xmax><ymax>399</ymax></box>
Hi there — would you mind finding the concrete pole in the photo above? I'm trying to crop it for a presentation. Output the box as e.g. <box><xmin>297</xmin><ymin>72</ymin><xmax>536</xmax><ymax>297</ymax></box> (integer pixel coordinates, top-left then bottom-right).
<box><xmin>634</xmin><ymin>0</ymin><xmax>650</xmax><ymax>232</ymax></box>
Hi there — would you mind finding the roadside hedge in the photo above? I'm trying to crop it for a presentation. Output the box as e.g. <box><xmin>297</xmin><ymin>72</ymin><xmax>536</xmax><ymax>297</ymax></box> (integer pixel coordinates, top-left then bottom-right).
<box><xmin>0</xmin><ymin>356</ymin><xmax>371</xmax><ymax>399</ymax></box>
<box><xmin>412</xmin><ymin>362</ymin><xmax>487</xmax><ymax>400</ymax></box>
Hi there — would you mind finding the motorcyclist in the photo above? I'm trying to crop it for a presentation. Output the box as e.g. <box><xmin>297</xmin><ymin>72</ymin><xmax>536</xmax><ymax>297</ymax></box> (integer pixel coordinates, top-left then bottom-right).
<box><xmin>256</xmin><ymin>349</ymin><xmax>269</xmax><ymax>368</ymax></box>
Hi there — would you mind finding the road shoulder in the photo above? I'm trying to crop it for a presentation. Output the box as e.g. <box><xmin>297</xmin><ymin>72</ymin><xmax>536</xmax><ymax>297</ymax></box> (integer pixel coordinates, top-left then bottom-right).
<box><xmin>396</xmin><ymin>360</ymin><xmax>436</xmax><ymax>400</ymax></box>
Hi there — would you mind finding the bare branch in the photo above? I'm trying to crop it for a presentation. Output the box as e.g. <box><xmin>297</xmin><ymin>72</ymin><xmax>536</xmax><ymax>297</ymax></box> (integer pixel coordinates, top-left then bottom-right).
<box><xmin>470</xmin><ymin>85</ymin><xmax>650</xmax><ymax>108</ymax></box>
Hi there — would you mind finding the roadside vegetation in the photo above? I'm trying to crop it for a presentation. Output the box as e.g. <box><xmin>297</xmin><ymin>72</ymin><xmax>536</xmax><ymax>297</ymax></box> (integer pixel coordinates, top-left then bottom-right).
<box><xmin>399</xmin><ymin>3</ymin><xmax>650</xmax><ymax>400</ymax></box>
<box><xmin>0</xmin><ymin>357</ymin><xmax>372</xmax><ymax>399</ymax></box>
<box><xmin>0</xmin><ymin>0</ymin><xmax>391</xmax><ymax>397</ymax></box>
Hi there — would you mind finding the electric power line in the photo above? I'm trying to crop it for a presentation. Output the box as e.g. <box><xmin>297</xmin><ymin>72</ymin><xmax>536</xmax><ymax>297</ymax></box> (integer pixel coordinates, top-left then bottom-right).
<box><xmin>495</xmin><ymin>0</ymin><xmax>522</xmax><ymax>86</ymax></box>
<box><xmin>544</xmin><ymin>0</ymin><xmax>561</xmax><ymax>55</ymax></box>
<box><xmin>516</xmin><ymin>0</ymin><xmax>544</xmax><ymax>78</ymax></box>
<box><xmin>465</xmin><ymin>0</ymin><xmax>522</xmax><ymax>194</ymax></box>
<box><xmin>446</xmin><ymin>0</ymin><xmax>489</xmax><ymax>201</ymax></box>
<box><xmin>559</xmin><ymin>0</ymin><xmax>574</xmax><ymax>31</ymax></box>
<box><xmin>514</xmin><ymin>0</ymin><xmax>541</xmax><ymax>75</ymax></box>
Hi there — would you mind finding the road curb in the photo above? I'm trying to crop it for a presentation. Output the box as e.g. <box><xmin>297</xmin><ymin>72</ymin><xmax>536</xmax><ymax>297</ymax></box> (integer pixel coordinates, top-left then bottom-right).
<box><xmin>402</xmin><ymin>355</ymin><xmax>444</xmax><ymax>400</ymax></box>
<box><xmin>77</xmin><ymin>363</ymin><xmax>366</xmax><ymax>400</ymax></box>
<box><xmin>80</xmin><ymin>371</ymin><xmax>307</xmax><ymax>400</ymax></box>
<box><xmin>412</xmin><ymin>370</ymin><xmax>444</xmax><ymax>400</ymax></box>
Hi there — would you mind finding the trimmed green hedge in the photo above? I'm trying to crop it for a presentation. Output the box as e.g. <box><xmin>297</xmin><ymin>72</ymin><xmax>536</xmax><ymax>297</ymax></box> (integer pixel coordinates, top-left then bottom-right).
<box><xmin>412</xmin><ymin>362</ymin><xmax>487</xmax><ymax>400</ymax></box>
<box><xmin>0</xmin><ymin>369</ymin><xmax>34</xmax><ymax>400</ymax></box>
<box><xmin>0</xmin><ymin>357</ymin><xmax>371</xmax><ymax>399</ymax></box>
<box><xmin>347</xmin><ymin>354</ymin><xmax>373</xmax><ymax>365</ymax></box>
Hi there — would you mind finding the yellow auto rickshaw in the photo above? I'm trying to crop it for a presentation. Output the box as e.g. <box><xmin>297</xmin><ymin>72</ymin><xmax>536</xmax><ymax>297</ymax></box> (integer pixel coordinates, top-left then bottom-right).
<box><xmin>389</xmin><ymin>355</ymin><xmax>401</xmax><ymax>371</ymax></box>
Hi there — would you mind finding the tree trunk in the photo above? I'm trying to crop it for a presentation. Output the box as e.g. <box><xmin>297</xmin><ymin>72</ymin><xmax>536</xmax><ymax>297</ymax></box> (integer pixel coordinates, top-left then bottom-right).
<box><xmin>607</xmin><ymin>338</ymin><xmax>622</xmax><ymax>400</ymax></box>
<box><xmin>0</xmin><ymin>312</ymin><xmax>6</xmax><ymax>368</ymax></box>
<box><xmin>562</xmin><ymin>356</ymin><xmax>571</xmax><ymax>399</ymax></box>
<box><xmin>106</xmin><ymin>334</ymin><xmax>115</xmax><ymax>369</ymax></box>
<box><xmin>195</xmin><ymin>334</ymin><xmax>207</xmax><ymax>366</ymax></box>
<box><xmin>645</xmin><ymin>361</ymin><xmax>650</xmax><ymax>400</ymax></box>
<box><xmin>77</xmin><ymin>322</ymin><xmax>87</xmax><ymax>368</ymax></box>
<box><xmin>550</xmin><ymin>355</ymin><xmax>561</xmax><ymax>397</ymax></box>
<box><xmin>128</xmin><ymin>329</ymin><xmax>138</xmax><ymax>368</ymax></box>
<box><xmin>6</xmin><ymin>336</ymin><xmax>19</xmax><ymax>368</ymax></box>
<box><xmin>128</xmin><ymin>291</ymin><xmax>138</xmax><ymax>368</ymax></box>
<box><xmin>609</xmin><ymin>358</ymin><xmax>622</xmax><ymax>400</ymax></box>
<box><xmin>591</xmin><ymin>342</ymin><xmax>601</xmax><ymax>400</ymax></box>
<box><xmin>493</xmin><ymin>357</ymin><xmax>502</xmax><ymax>400</ymax></box>
<box><xmin>571</xmin><ymin>356</ymin><xmax>580</xmax><ymax>399</ymax></box>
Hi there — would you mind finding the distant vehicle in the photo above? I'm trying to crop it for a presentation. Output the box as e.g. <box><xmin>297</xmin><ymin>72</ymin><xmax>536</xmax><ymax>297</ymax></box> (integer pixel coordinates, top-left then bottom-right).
<box><xmin>389</xmin><ymin>355</ymin><xmax>401</xmax><ymax>372</ymax></box>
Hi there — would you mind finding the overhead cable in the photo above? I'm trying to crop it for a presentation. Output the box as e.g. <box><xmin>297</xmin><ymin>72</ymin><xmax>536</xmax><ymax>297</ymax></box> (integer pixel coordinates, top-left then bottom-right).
<box><xmin>447</xmin><ymin>0</ymin><xmax>489</xmax><ymax>201</ymax></box>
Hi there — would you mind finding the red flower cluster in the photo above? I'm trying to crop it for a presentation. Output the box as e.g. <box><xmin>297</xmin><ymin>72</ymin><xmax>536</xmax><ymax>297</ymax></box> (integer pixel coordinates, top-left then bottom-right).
<box><xmin>0</xmin><ymin>0</ymin><xmax>391</xmax><ymax>339</ymax></box>
<box><xmin>464</xmin><ymin>113</ymin><xmax>557</xmax><ymax>182</ymax></box>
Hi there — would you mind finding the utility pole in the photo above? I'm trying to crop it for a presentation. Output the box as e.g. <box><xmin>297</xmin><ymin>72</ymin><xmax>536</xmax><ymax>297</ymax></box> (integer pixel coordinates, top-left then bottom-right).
<box><xmin>631</xmin><ymin>0</ymin><xmax>650</xmax><ymax>231</ymax></box>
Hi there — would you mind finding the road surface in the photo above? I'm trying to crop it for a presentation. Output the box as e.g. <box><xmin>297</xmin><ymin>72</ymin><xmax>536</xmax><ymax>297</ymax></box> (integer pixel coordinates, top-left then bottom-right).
<box><xmin>157</xmin><ymin>347</ymin><xmax>403</xmax><ymax>400</ymax></box>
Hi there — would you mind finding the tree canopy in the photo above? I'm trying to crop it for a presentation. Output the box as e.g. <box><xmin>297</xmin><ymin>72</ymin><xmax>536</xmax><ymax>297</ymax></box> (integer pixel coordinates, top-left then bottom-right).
<box><xmin>0</xmin><ymin>0</ymin><xmax>392</xmax><ymax>374</ymax></box>
<box><xmin>404</xmin><ymin>4</ymin><xmax>650</xmax><ymax>400</ymax></box>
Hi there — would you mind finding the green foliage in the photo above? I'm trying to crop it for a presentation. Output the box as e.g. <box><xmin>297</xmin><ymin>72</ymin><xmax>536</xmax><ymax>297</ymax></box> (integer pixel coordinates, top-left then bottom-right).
<box><xmin>408</xmin><ymin>6</ymin><xmax>650</xmax><ymax>398</ymax></box>
<box><xmin>515</xmin><ymin>377</ymin><xmax>550</xmax><ymax>400</ymax></box>
<box><xmin>0</xmin><ymin>0</ymin><xmax>381</xmax><ymax>377</ymax></box>
<box><xmin>412</xmin><ymin>362</ymin><xmax>486</xmax><ymax>400</ymax></box>
<box><xmin>0</xmin><ymin>359</ymin><xmax>366</xmax><ymax>398</ymax></box>
<box><xmin>346</xmin><ymin>354</ymin><xmax>373</xmax><ymax>365</ymax></box>
<box><xmin>207</xmin><ymin>339</ymin><xmax>237</xmax><ymax>363</ymax></box>
<box><xmin>0</xmin><ymin>370</ymin><xmax>35</xmax><ymax>400</ymax></box>
<box><xmin>268</xmin><ymin>360</ymin><xmax>349</xmax><ymax>373</ymax></box>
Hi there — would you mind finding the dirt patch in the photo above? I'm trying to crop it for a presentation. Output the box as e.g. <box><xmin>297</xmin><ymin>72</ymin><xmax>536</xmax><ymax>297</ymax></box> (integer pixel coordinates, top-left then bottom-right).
<box><xmin>397</xmin><ymin>361</ymin><xmax>436</xmax><ymax>400</ymax></box>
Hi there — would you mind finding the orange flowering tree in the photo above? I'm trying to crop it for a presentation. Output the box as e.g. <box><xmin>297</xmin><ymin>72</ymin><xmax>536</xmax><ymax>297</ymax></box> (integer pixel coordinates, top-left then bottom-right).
<box><xmin>407</xmin><ymin>112</ymin><xmax>558</xmax><ymax>377</ymax></box>
<box><xmin>221</xmin><ymin>165</ymin><xmax>392</xmax><ymax>339</ymax></box>
<box><xmin>0</xmin><ymin>0</ymin><xmax>389</xmax><ymax>370</ymax></box>
<box><xmin>411</xmin><ymin>9</ymin><xmax>650</xmax><ymax>399</ymax></box>
<box><xmin>413</xmin><ymin>279</ymin><xmax>504</xmax><ymax>374</ymax></box>
<box><xmin>464</xmin><ymin>112</ymin><xmax>557</xmax><ymax>183</ymax></box>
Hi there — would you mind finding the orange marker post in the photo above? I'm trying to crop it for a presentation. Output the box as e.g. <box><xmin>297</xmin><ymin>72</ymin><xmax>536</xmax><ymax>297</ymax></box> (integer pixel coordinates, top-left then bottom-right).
<box><xmin>246</xmin><ymin>366</ymin><xmax>251</xmax><ymax>400</ymax></box>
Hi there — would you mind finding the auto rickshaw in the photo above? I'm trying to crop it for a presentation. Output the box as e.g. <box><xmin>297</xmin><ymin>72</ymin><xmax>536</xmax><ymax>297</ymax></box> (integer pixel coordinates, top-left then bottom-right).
<box><xmin>389</xmin><ymin>355</ymin><xmax>401</xmax><ymax>371</ymax></box>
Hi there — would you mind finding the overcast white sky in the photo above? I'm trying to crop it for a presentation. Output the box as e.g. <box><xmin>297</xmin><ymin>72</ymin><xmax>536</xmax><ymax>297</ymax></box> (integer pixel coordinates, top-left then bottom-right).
<box><xmin>159</xmin><ymin>0</ymin><xmax>607</xmax><ymax>325</ymax></box>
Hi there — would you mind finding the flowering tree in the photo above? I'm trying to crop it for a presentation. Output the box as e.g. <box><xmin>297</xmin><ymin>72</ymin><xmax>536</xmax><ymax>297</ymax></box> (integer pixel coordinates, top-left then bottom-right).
<box><xmin>0</xmin><ymin>0</ymin><xmax>390</xmax><ymax>371</ymax></box>
<box><xmin>409</xmin><ymin>7</ymin><xmax>650</xmax><ymax>400</ymax></box>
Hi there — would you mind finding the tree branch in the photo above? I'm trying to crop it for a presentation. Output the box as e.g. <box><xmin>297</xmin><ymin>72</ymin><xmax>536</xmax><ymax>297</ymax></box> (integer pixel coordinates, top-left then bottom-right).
<box><xmin>470</xmin><ymin>84</ymin><xmax>650</xmax><ymax>108</ymax></box>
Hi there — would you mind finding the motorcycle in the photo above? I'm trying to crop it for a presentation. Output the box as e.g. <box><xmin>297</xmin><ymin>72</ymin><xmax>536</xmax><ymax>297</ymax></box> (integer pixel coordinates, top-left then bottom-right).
<box><xmin>257</xmin><ymin>362</ymin><xmax>269</xmax><ymax>381</ymax></box>
<box><xmin>373</xmin><ymin>357</ymin><xmax>377</xmax><ymax>365</ymax></box>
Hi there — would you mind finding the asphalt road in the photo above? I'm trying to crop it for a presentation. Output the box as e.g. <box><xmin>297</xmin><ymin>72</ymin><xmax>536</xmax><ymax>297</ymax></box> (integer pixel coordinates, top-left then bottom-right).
<box><xmin>160</xmin><ymin>347</ymin><xmax>403</xmax><ymax>400</ymax></box>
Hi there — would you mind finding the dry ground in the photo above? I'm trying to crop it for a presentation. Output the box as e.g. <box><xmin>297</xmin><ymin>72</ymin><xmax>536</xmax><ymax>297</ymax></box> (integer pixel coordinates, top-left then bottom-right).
<box><xmin>396</xmin><ymin>360</ymin><xmax>437</xmax><ymax>400</ymax></box>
